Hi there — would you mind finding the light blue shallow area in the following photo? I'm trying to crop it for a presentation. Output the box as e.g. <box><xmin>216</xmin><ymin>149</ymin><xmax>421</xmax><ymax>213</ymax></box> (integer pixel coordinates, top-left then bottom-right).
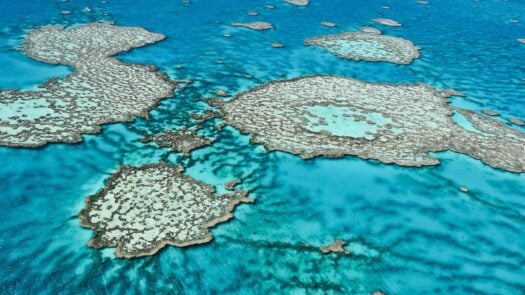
<box><xmin>0</xmin><ymin>0</ymin><xmax>524</xmax><ymax>294</ymax></box>
<box><xmin>304</xmin><ymin>105</ymin><xmax>390</xmax><ymax>139</ymax></box>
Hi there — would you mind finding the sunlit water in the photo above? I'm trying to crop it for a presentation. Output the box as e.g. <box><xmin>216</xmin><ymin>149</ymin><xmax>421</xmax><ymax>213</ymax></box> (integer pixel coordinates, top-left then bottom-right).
<box><xmin>0</xmin><ymin>0</ymin><xmax>524</xmax><ymax>294</ymax></box>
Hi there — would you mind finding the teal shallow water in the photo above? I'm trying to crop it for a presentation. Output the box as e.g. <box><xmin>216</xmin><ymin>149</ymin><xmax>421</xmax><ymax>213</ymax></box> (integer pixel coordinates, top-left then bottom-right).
<box><xmin>0</xmin><ymin>0</ymin><xmax>524</xmax><ymax>294</ymax></box>
<box><xmin>304</xmin><ymin>105</ymin><xmax>391</xmax><ymax>139</ymax></box>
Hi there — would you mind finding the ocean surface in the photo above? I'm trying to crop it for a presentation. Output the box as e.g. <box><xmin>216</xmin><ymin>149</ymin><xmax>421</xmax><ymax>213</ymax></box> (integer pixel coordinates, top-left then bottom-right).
<box><xmin>0</xmin><ymin>0</ymin><xmax>524</xmax><ymax>294</ymax></box>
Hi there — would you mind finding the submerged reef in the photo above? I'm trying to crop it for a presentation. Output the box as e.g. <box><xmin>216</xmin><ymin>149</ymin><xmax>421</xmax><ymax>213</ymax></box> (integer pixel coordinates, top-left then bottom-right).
<box><xmin>79</xmin><ymin>163</ymin><xmax>253</xmax><ymax>258</ymax></box>
<box><xmin>483</xmin><ymin>109</ymin><xmax>499</xmax><ymax>116</ymax></box>
<box><xmin>231</xmin><ymin>22</ymin><xmax>274</xmax><ymax>30</ymax></box>
<box><xmin>214</xmin><ymin>89</ymin><xmax>230</xmax><ymax>97</ymax></box>
<box><xmin>190</xmin><ymin>109</ymin><xmax>221</xmax><ymax>123</ymax></box>
<box><xmin>320</xmin><ymin>21</ymin><xmax>337</xmax><ymax>27</ymax></box>
<box><xmin>360</xmin><ymin>26</ymin><xmax>382</xmax><ymax>35</ymax></box>
<box><xmin>142</xmin><ymin>128</ymin><xmax>213</xmax><ymax>156</ymax></box>
<box><xmin>305</xmin><ymin>31</ymin><xmax>420</xmax><ymax>64</ymax></box>
<box><xmin>372</xmin><ymin>18</ymin><xmax>402</xmax><ymax>27</ymax></box>
<box><xmin>225</xmin><ymin>178</ymin><xmax>242</xmax><ymax>190</ymax></box>
<box><xmin>459</xmin><ymin>186</ymin><xmax>469</xmax><ymax>193</ymax></box>
<box><xmin>510</xmin><ymin>118</ymin><xmax>524</xmax><ymax>126</ymax></box>
<box><xmin>220</xmin><ymin>236</ymin><xmax>381</xmax><ymax>293</ymax></box>
<box><xmin>284</xmin><ymin>0</ymin><xmax>309</xmax><ymax>6</ymax></box>
<box><xmin>0</xmin><ymin>23</ymin><xmax>175</xmax><ymax>148</ymax></box>
<box><xmin>319</xmin><ymin>240</ymin><xmax>351</xmax><ymax>255</ymax></box>
<box><xmin>215</xmin><ymin>76</ymin><xmax>525</xmax><ymax>172</ymax></box>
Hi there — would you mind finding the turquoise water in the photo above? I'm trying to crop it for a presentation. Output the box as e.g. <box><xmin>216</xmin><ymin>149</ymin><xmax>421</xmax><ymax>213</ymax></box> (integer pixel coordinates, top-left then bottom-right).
<box><xmin>0</xmin><ymin>0</ymin><xmax>524</xmax><ymax>294</ymax></box>
<box><xmin>451</xmin><ymin>111</ymin><xmax>490</xmax><ymax>136</ymax></box>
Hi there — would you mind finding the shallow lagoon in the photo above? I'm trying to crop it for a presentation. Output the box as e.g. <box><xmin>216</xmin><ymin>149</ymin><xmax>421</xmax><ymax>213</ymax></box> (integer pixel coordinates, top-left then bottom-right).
<box><xmin>304</xmin><ymin>105</ymin><xmax>391</xmax><ymax>139</ymax></box>
<box><xmin>0</xmin><ymin>0</ymin><xmax>524</xmax><ymax>294</ymax></box>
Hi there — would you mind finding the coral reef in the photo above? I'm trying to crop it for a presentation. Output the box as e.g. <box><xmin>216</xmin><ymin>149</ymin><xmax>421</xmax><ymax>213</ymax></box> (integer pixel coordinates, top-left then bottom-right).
<box><xmin>215</xmin><ymin>76</ymin><xmax>525</xmax><ymax>172</ymax></box>
<box><xmin>319</xmin><ymin>240</ymin><xmax>351</xmax><ymax>255</ymax></box>
<box><xmin>142</xmin><ymin>128</ymin><xmax>212</xmax><ymax>156</ymax></box>
<box><xmin>284</xmin><ymin>0</ymin><xmax>309</xmax><ymax>6</ymax></box>
<box><xmin>231</xmin><ymin>22</ymin><xmax>274</xmax><ymax>30</ymax></box>
<box><xmin>0</xmin><ymin>23</ymin><xmax>175</xmax><ymax>147</ymax></box>
<box><xmin>79</xmin><ymin>163</ymin><xmax>253</xmax><ymax>258</ymax></box>
<box><xmin>305</xmin><ymin>31</ymin><xmax>420</xmax><ymax>64</ymax></box>
<box><xmin>372</xmin><ymin>18</ymin><xmax>401</xmax><ymax>27</ymax></box>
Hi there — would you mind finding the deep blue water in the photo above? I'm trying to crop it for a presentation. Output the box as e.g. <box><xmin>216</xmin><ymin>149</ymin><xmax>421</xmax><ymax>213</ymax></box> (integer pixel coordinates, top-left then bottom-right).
<box><xmin>0</xmin><ymin>0</ymin><xmax>524</xmax><ymax>294</ymax></box>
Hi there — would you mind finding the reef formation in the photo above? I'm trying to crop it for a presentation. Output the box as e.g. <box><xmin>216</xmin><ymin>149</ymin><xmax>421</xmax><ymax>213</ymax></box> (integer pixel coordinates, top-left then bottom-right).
<box><xmin>214</xmin><ymin>75</ymin><xmax>525</xmax><ymax>173</ymax></box>
<box><xmin>231</xmin><ymin>22</ymin><xmax>274</xmax><ymax>30</ymax></box>
<box><xmin>360</xmin><ymin>26</ymin><xmax>382</xmax><ymax>35</ymax></box>
<box><xmin>142</xmin><ymin>128</ymin><xmax>213</xmax><ymax>156</ymax></box>
<box><xmin>510</xmin><ymin>118</ymin><xmax>524</xmax><ymax>126</ymax></box>
<box><xmin>79</xmin><ymin>163</ymin><xmax>253</xmax><ymax>258</ymax></box>
<box><xmin>0</xmin><ymin>23</ymin><xmax>175</xmax><ymax>148</ymax></box>
<box><xmin>284</xmin><ymin>0</ymin><xmax>309</xmax><ymax>6</ymax></box>
<box><xmin>320</xmin><ymin>21</ymin><xmax>337</xmax><ymax>27</ymax></box>
<box><xmin>305</xmin><ymin>31</ymin><xmax>420</xmax><ymax>64</ymax></box>
<box><xmin>225</xmin><ymin>178</ymin><xmax>242</xmax><ymax>190</ymax></box>
<box><xmin>372</xmin><ymin>18</ymin><xmax>402</xmax><ymax>27</ymax></box>
<box><xmin>319</xmin><ymin>240</ymin><xmax>351</xmax><ymax>255</ymax></box>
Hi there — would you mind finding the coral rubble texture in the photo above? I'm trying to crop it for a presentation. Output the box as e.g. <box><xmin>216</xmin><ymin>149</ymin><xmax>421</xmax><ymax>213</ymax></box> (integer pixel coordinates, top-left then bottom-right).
<box><xmin>231</xmin><ymin>22</ymin><xmax>274</xmax><ymax>30</ymax></box>
<box><xmin>284</xmin><ymin>0</ymin><xmax>309</xmax><ymax>6</ymax></box>
<box><xmin>0</xmin><ymin>23</ymin><xmax>174</xmax><ymax>147</ymax></box>
<box><xmin>372</xmin><ymin>18</ymin><xmax>402</xmax><ymax>27</ymax></box>
<box><xmin>305</xmin><ymin>31</ymin><xmax>420</xmax><ymax>64</ymax></box>
<box><xmin>142</xmin><ymin>128</ymin><xmax>212</xmax><ymax>156</ymax></box>
<box><xmin>319</xmin><ymin>240</ymin><xmax>351</xmax><ymax>255</ymax></box>
<box><xmin>79</xmin><ymin>163</ymin><xmax>253</xmax><ymax>258</ymax></box>
<box><xmin>215</xmin><ymin>76</ymin><xmax>525</xmax><ymax>172</ymax></box>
